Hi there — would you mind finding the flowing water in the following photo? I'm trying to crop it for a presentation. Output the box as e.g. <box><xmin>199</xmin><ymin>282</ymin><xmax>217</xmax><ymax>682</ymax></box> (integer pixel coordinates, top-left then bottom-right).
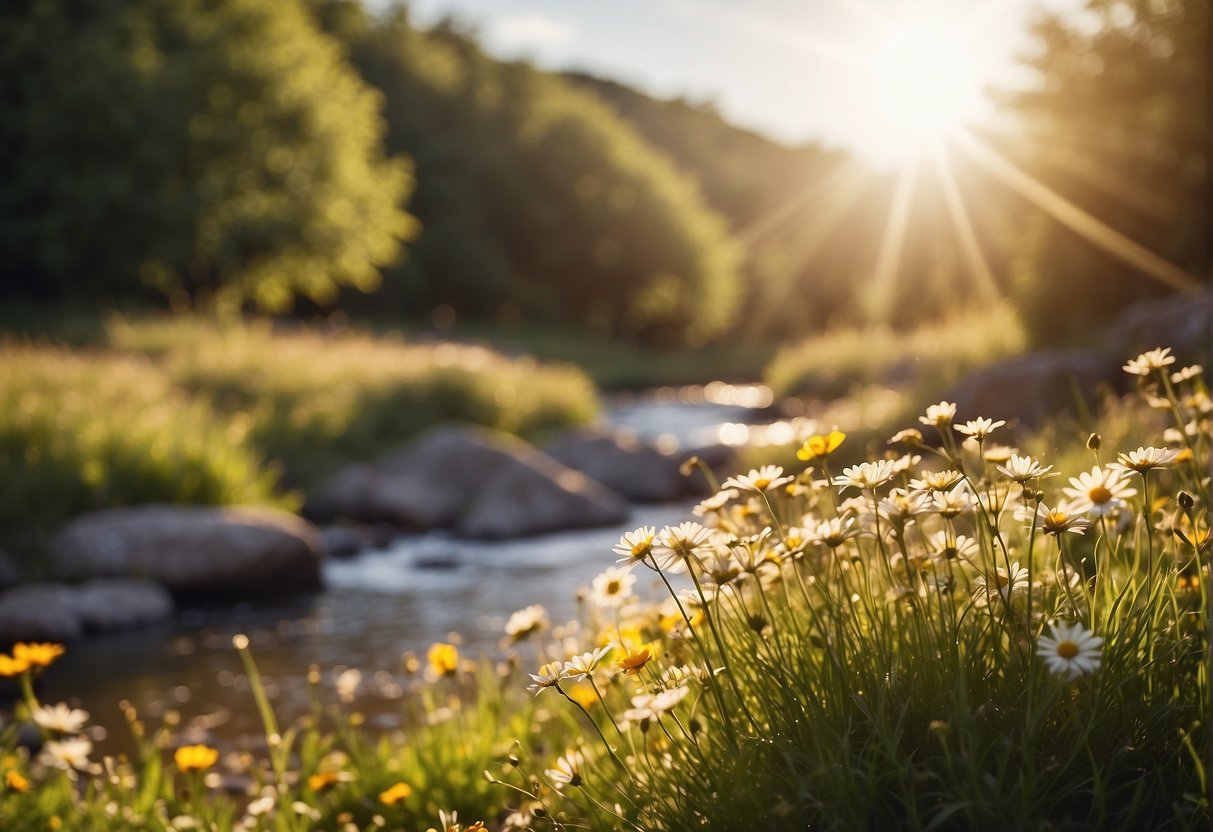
<box><xmin>37</xmin><ymin>385</ymin><xmax>787</xmax><ymax>753</ymax></box>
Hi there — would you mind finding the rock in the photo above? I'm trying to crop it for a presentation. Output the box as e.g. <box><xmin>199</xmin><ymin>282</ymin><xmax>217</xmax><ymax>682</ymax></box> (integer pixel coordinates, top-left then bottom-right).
<box><xmin>319</xmin><ymin>526</ymin><xmax>363</xmax><ymax>559</ymax></box>
<box><xmin>457</xmin><ymin>454</ymin><xmax>630</xmax><ymax>539</ymax></box>
<box><xmin>73</xmin><ymin>579</ymin><xmax>174</xmax><ymax>631</ymax></box>
<box><xmin>306</xmin><ymin>425</ymin><xmax>631</xmax><ymax>538</ymax></box>
<box><xmin>49</xmin><ymin>505</ymin><xmax>323</xmax><ymax>600</ymax></box>
<box><xmin>944</xmin><ymin>349</ymin><xmax>1119</xmax><ymax>431</ymax></box>
<box><xmin>0</xmin><ymin>550</ymin><xmax>19</xmax><ymax>590</ymax></box>
<box><xmin>1105</xmin><ymin>287</ymin><xmax>1213</xmax><ymax>362</ymax></box>
<box><xmin>0</xmin><ymin>584</ymin><xmax>83</xmax><ymax>643</ymax></box>
<box><xmin>543</xmin><ymin>428</ymin><xmax>684</xmax><ymax>502</ymax></box>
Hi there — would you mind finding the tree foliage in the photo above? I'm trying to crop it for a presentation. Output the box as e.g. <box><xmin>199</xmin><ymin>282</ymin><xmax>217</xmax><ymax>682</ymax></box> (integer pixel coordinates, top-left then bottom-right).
<box><xmin>1003</xmin><ymin>0</ymin><xmax>1209</xmax><ymax>339</ymax></box>
<box><xmin>0</xmin><ymin>0</ymin><xmax>416</xmax><ymax>311</ymax></box>
<box><xmin>321</xmin><ymin>5</ymin><xmax>742</xmax><ymax>345</ymax></box>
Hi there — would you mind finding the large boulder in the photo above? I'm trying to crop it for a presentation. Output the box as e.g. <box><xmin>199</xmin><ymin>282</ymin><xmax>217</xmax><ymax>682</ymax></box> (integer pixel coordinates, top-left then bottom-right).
<box><xmin>0</xmin><ymin>579</ymin><xmax>173</xmax><ymax>643</ymax></box>
<box><xmin>457</xmin><ymin>457</ymin><xmax>630</xmax><ymax>539</ymax></box>
<box><xmin>944</xmin><ymin>349</ymin><xmax>1119</xmax><ymax>431</ymax></box>
<box><xmin>49</xmin><ymin>506</ymin><xmax>323</xmax><ymax>600</ymax></box>
<box><xmin>1105</xmin><ymin>287</ymin><xmax>1213</xmax><ymax>363</ymax></box>
<box><xmin>543</xmin><ymin>428</ymin><xmax>684</xmax><ymax>502</ymax></box>
<box><xmin>306</xmin><ymin>425</ymin><xmax>632</xmax><ymax>537</ymax></box>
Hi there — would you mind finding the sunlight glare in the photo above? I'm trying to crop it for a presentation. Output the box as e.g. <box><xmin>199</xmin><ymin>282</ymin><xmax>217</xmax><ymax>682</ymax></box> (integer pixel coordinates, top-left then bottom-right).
<box><xmin>869</xmin><ymin>13</ymin><xmax>983</xmax><ymax>155</ymax></box>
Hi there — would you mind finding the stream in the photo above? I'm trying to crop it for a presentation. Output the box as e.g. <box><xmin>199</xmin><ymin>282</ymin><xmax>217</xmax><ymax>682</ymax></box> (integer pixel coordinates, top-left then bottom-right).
<box><xmin>38</xmin><ymin>383</ymin><xmax>799</xmax><ymax>753</ymax></box>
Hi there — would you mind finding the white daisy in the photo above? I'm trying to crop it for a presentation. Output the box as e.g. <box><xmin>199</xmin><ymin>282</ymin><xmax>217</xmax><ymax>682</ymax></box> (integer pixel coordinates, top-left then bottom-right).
<box><xmin>954</xmin><ymin>417</ymin><xmax>1006</xmax><ymax>440</ymax></box>
<box><xmin>832</xmin><ymin>459</ymin><xmax>898</xmax><ymax>492</ymax></box>
<box><xmin>1063</xmin><ymin>465</ymin><xmax>1137</xmax><ymax>517</ymax></box>
<box><xmin>504</xmin><ymin>604</ymin><xmax>548</xmax><ymax>642</ymax></box>
<box><xmin>612</xmin><ymin>526</ymin><xmax>657</xmax><ymax>571</ymax></box>
<box><xmin>919</xmin><ymin>401</ymin><xmax>958</xmax><ymax>428</ymax></box>
<box><xmin>1122</xmin><ymin>347</ymin><xmax>1175</xmax><ymax>376</ymax></box>
<box><xmin>1036</xmin><ymin>621</ymin><xmax>1103</xmax><ymax>679</ymax></box>
<box><xmin>39</xmin><ymin>736</ymin><xmax>93</xmax><ymax>775</ymax></box>
<box><xmin>590</xmin><ymin>566</ymin><xmax>636</xmax><ymax>609</ymax></box>
<box><xmin>545</xmin><ymin>750</ymin><xmax>585</xmax><ymax>789</ymax></box>
<box><xmin>562</xmin><ymin>645</ymin><xmax>614</xmax><ymax>681</ymax></box>
<box><xmin>526</xmin><ymin>662</ymin><xmax>566</xmax><ymax>696</ymax></box>
<box><xmin>652</xmin><ymin>522</ymin><xmax>714</xmax><ymax>572</ymax></box>
<box><xmin>721</xmin><ymin>465</ymin><xmax>793</xmax><ymax>494</ymax></box>
<box><xmin>1111</xmin><ymin>446</ymin><xmax>1182</xmax><ymax>474</ymax></box>
<box><xmin>974</xmin><ymin>561</ymin><xmax>1029</xmax><ymax>606</ymax></box>
<box><xmin>32</xmin><ymin>702</ymin><xmax>89</xmax><ymax>735</ymax></box>
<box><xmin>997</xmin><ymin>454</ymin><xmax>1055</xmax><ymax>483</ymax></box>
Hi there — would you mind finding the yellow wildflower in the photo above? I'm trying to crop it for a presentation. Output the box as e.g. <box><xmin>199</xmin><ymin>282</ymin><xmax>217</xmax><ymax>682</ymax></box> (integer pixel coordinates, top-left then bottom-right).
<box><xmin>13</xmin><ymin>643</ymin><xmax>65</xmax><ymax>669</ymax></box>
<box><xmin>427</xmin><ymin>643</ymin><xmax>459</xmax><ymax>676</ymax></box>
<box><xmin>796</xmin><ymin>430</ymin><xmax>846</xmax><ymax>461</ymax></box>
<box><xmin>5</xmin><ymin>769</ymin><xmax>29</xmax><ymax>792</ymax></box>
<box><xmin>379</xmin><ymin>781</ymin><xmax>413</xmax><ymax>805</ymax></box>
<box><xmin>615</xmin><ymin>647</ymin><xmax>653</xmax><ymax>675</ymax></box>
<box><xmin>174</xmin><ymin>744</ymin><xmax>219</xmax><ymax>773</ymax></box>
<box><xmin>0</xmin><ymin>655</ymin><xmax>30</xmax><ymax>677</ymax></box>
<box><xmin>308</xmin><ymin>771</ymin><xmax>341</xmax><ymax>792</ymax></box>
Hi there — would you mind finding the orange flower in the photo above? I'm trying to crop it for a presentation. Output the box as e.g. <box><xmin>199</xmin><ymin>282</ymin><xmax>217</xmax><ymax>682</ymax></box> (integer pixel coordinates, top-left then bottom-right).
<box><xmin>615</xmin><ymin>647</ymin><xmax>652</xmax><ymax>675</ymax></box>
<box><xmin>379</xmin><ymin>781</ymin><xmax>413</xmax><ymax>805</ymax></box>
<box><xmin>0</xmin><ymin>655</ymin><xmax>30</xmax><ymax>677</ymax></box>
<box><xmin>427</xmin><ymin>643</ymin><xmax>459</xmax><ymax>677</ymax></box>
<box><xmin>12</xmin><ymin>643</ymin><xmax>65</xmax><ymax>669</ymax></box>
<box><xmin>308</xmin><ymin>771</ymin><xmax>340</xmax><ymax>792</ymax></box>
<box><xmin>174</xmin><ymin>744</ymin><xmax>219</xmax><ymax>773</ymax></box>
<box><xmin>4</xmin><ymin>769</ymin><xmax>29</xmax><ymax>792</ymax></box>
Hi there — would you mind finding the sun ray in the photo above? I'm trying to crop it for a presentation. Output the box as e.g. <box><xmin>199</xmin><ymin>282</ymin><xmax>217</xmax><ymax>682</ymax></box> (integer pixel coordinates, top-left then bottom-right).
<box><xmin>866</xmin><ymin>163</ymin><xmax>919</xmax><ymax>322</ymax></box>
<box><xmin>738</xmin><ymin>160</ymin><xmax>868</xmax><ymax>245</ymax></box>
<box><xmin>931</xmin><ymin>147</ymin><xmax>1001</xmax><ymax>304</ymax></box>
<box><xmin>955</xmin><ymin>130</ymin><xmax>1203</xmax><ymax>293</ymax></box>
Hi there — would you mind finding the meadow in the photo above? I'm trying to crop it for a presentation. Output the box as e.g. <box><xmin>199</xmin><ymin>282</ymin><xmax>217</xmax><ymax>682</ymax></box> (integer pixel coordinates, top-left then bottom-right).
<box><xmin>1</xmin><ymin>344</ymin><xmax>1207</xmax><ymax>830</ymax></box>
<box><xmin>0</xmin><ymin>316</ymin><xmax>597</xmax><ymax>560</ymax></box>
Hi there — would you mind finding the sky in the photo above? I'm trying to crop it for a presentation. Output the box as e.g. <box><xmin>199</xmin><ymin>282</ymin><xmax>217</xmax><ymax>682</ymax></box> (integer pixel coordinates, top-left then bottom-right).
<box><xmin>388</xmin><ymin>0</ymin><xmax>1076</xmax><ymax>164</ymax></box>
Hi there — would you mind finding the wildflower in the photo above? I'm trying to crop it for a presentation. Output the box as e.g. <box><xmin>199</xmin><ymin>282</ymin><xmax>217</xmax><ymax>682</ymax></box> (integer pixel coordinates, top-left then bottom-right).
<box><xmin>1112</xmin><ymin>446</ymin><xmax>1182</xmax><ymax>474</ymax></box>
<box><xmin>1037</xmin><ymin>621</ymin><xmax>1103</xmax><ymax>679</ymax></box>
<box><xmin>545</xmin><ymin>751</ymin><xmax>585</xmax><ymax>789</ymax></box>
<box><xmin>4</xmin><ymin>769</ymin><xmax>29</xmax><ymax>792</ymax></box>
<box><xmin>1171</xmin><ymin>364</ymin><xmax>1203</xmax><ymax>383</ymax></box>
<box><xmin>796</xmin><ymin>430</ymin><xmax>846</xmax><ymax>461</ymax></box>
<box><xmin>308</xmin><ymin>771</ymin><xmax>341</xmax><ymax>792</ymax></box>
<box><xmin>427</xmin><ymin>642</ymin><xmax>459</xmax><ymax>677</ymax></box>
<box><xmin>0</xmin><ymin>655</ymin><xmax>29</xmax><ymax>677</ymax></box>
<box><xmin>1122</xmin><ymin>347</ymin><xmax>1175</xmax><ymax>376</ymax></box>
<box><xmin>692</xmin><ymin>490</ymin><xmax>736</xmax><ymax>519</ymax></box>
<box><xmin>527</xmin><ymin>662</ymin><xmax>565</xmax><ymax>695</ymax></box>
<box><xmin>919</xmin><ymin>401</ymin><xmax>957</xmax><ymax>428</ymax></box>
<box><xmin>13</xmin><ymin>642</ymin><xmax>65</xmax><ymax>669</ymax></box>
<box><xmin>975</xmin><ymin>562</ymin><xmax>1029</xmax><ymax>606</ymax></box>
<box><xmin>247</xmin><ymin>795</ymin><xmax>275</xmax><ymax>816</ymax></box>
<box><xmin>563</xmin><ymin>645</ymin><xmax>613</xmax><ymax>681</ymax></box>
<box><xmin>501</xmin><ymin>604</ymin><xmax>548</xmax><ymax>643</ymax></box>
<box><xmin>174</xmin><ymin>744</ymin><xmax>219</xmax><ymax>773</ymax></box>
<box><xmin>378</xmin><ymin>782</ymin><xmax>413</xmax><ymax>805</ymax></box>
<box><xmin>613</xmin><ymin>526</ymin><xmax>657</xmax><ymax>570</ymax></box>
<box><xmin>805</xmin><ymin>516</ymin><xmax>860</xmax><ymax>549</ymax></box>
<box><xmin>590</xmin><ymin>566</ymin><xmax>636</xmax><ymax>609</ymax></box>
<box><xmin>32</xmin><ymin>703</ymin><xmax>89</xmax><ymax>735</ymax></box>
<box><xmin>40</xmin><ymin>737</ymin><xmax>93</xmax><ymax>774</ymax></box>
<box><xmin>878</xmin><ymin>488</ymin><xmax>932</xmax><ymax>525</ymax></box>
<box><xmin>622</xmin><ymin>686</ymin><xmax>690</xmax><ymax>723</ymax></box>
<box><xmin>954</xmin><ymin>417</ymin><xmax>1006</xmax><ymax>440</ymax></box>
<box><xmin>1063</xmin><ymin>466</ymin><xmax>1137</xmax><ymax>517</ymax></box>
<box><xmin>911</xmin><ymin>469</ymin><xmax>964</xmax><ymax>492</ymax></box>
<box><xmin>652</xmin><ymin>522</ymin><xmax>713</xmax><ymax>572</ymax></box>
<box><xmin>615</xmin><ymin>647</ymin><xmax>653</xmax><ymax>675</ymax></box>
<box><xmin>832</xmin><ymin>459</ymin><xmax>898</xmax><ymax>492</ymax></box>
<box><xmin>997</xmin><ymin>454</ymin><xmax>1054</xmax><ymax>483</ymax></box>
<box><xmin>722</xmin><ymin>465</ymin><xmax>793</xmax><ymax>494</ymax></box>
<box><xmin>889</xmin><ymin>428</ymin><xmax>923</xmax><ymax>446</ymax></box>
<box><xmin>926</xmin><ymin>531</ymin><xmax>979</xmax><ymax>561</ymax></box>
<box><xmin>1018</xmin><ymin>502</ymin><xmax>1091</xmax><ymax>536</ymax></box>
<box><xmin>982</xmin><ymin>444</ymin><xmax>1017</xmax><ymax>464</ymax></box>
<box><xmin>928</xmin><ymin>481</ymin><xmax>975</xmax><ymax>519</ymax></box>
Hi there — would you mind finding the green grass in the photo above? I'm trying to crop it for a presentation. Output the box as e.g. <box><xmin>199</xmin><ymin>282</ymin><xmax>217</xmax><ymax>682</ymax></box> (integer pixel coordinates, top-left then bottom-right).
<box><xmin>1</xmin><ymin>343</ymin><xmax>1207</xmax><ymax>830</ymax></box>
<box><xmin>764</xmin><ymin>302</ymin><xmax>1028</xmax><ymax>399</ymax></box>
<box><xmin>0</xmin><ymin>316</ymin><xmax>598</xmax><ymax>559</ymax></box>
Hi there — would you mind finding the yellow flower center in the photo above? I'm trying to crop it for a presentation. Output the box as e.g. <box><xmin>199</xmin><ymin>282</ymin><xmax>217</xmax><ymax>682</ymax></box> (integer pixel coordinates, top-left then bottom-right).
<box><xmin>606</xmin><ymin>580</ymin><xmax>621</xmax><ymax>595</ymax></box>
<box><xmin>631</xmin><ymin>539</ymin><xmax>653</xmax><ymax>557</ymax></box>
<box><xmin>1088</xmin><ymin>485</ymin><xmax>1113</xmax><ymax>504</ymax></box>
<box><xmin>1056</xmin><ymin>640</ymin><xmax>1079</xmax><ymax>659</ymax></box>
<box><xmin>1047</xmin><ymin>511</ymin><xmax>1068</xmax><ymax>526</ymax></box>
<box><xmin>754</xmin><ymin>478</ymin><xmax>771</xmax><ymax>490</ymax></box>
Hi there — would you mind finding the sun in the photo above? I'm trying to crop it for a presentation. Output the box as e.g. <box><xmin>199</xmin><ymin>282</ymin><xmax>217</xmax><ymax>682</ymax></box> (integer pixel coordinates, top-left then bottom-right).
<box><xmin>867</xmin><ymin>13</ymin><xmax>985</xmax><ymax>157</ymax></box>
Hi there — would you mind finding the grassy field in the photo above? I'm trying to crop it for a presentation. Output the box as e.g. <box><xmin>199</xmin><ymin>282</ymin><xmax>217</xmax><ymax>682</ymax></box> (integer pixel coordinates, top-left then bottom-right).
<box><xmin>0</xmin><ymin>316</ymin><xmax>597</xmax><ymax>559</ymax></box>
<box><xmin>1</xmin><ymin>343</ymin><xmax>1207</xmax><ymax>830</ymax></box>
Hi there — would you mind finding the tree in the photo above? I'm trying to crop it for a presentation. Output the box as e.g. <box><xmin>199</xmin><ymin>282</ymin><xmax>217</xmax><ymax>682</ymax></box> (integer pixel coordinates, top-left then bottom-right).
<box><xmin>1002</xmin><ymin>0</ymin><xmax>1209</xmax><ymax>339</ymax></box>
<box><xmin>0</xmin><ymin>0</ymin><xmax>416</xmax><ymax>311</ymax></box>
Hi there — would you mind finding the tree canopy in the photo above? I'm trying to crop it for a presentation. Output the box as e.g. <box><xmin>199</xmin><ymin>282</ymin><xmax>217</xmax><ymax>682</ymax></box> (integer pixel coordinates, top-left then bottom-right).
<box><xmin>0</xmin><ymin>0</ymin><xmax>416</xmax><ymax>311</ymax></box>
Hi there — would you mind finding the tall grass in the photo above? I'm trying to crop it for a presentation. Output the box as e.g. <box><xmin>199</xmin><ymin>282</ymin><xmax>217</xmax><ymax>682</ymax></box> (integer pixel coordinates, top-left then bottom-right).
<box><xmin>0</xmin><ymin>317</ymin><xmax>598</xmax><ymax>558</ymax></box>
<box><xmin>0</xmin><ymin>345</ymin><xmax>1206</xmax><ymax>830</ymax></box>
<box><xmin>765</xmin><ymin>302</ymin><xmax>1028</xmax><ymax>399</ymax></box>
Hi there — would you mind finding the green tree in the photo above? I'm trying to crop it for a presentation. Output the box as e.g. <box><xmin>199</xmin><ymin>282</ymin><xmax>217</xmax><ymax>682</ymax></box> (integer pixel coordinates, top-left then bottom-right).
<box><xmin>0</xmin><ymin>0</ymin><xmax>416</xmax><ymax>311</ymax></box>
<box><xmin>1003</xmin><ymin>0</ymin><xmax>1209</xmax><ymax>339</ymax></box>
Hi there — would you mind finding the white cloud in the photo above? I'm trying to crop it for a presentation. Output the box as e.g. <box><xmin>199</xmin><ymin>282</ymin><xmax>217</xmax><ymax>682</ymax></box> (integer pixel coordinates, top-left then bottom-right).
<box><xmin>491</xmin><ymin>13</ymin><xmax>577</xmax><ymax>51</ymax></box>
